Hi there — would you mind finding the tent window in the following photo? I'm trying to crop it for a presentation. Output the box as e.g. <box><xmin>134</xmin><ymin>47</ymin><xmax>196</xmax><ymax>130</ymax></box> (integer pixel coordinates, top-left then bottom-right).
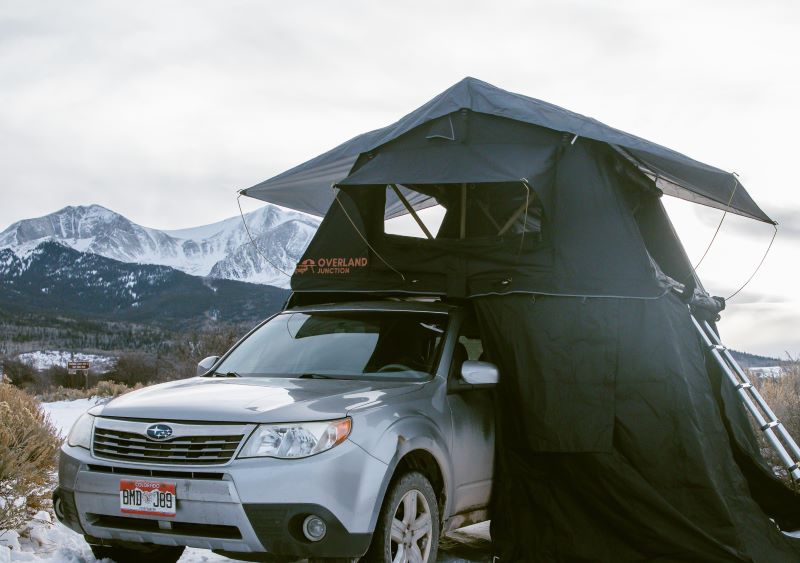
<box><xmin>383</xmin><ymin>182</ymin><xmax>542</xmax><ymax>241</ymax></box>
<box><xmin>384</xmin><ymin>185</ymin><xmax>445</xmax><ymax>239</ymax></box>
<box><xmin>474</xmin><ymin>195</ymin><xmax>542</xmax><ymax>237</ymax></box>
<box><xmin>438</xmin><ymin>183</ymin><xmax>543</xmax><ymax>240</ymax></box>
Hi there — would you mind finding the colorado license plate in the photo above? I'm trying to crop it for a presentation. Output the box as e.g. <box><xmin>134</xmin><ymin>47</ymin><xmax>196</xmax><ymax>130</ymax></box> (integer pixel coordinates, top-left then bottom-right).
<box><xmin>119</xmin><ymin>479</ymin><xmax>176</xmax><ymax>517</ymax></box>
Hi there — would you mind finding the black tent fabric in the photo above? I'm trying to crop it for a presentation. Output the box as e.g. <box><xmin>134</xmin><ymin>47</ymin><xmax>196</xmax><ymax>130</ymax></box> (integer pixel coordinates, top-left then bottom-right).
<box><xmin>476</xmin><ymin>293</ymin><xmax>800</xmax><ymax>562</ymax></box>
<box><xmin>290</xmin><ymin>131</ymin><xmax>678</xmax><ymax>299</ymax></box>
<box><xmin>244</xmin><ymin>77</ymin><xmax>774</xmax><ymax>224</ymax></box>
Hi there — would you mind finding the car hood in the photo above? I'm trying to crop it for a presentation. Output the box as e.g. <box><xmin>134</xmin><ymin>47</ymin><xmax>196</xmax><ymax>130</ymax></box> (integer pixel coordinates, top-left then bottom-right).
<box><xmin>95</xmin><ymin>377</ymin><xmax>423</xmax><ymax>423</ymax></box>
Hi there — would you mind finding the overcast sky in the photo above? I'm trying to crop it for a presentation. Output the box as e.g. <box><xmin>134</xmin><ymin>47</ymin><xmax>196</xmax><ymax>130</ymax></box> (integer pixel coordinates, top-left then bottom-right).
<box><xmin>1</xmin><ymin>0</ymin><xmax>799</xmax><ymax>356</ymax></box>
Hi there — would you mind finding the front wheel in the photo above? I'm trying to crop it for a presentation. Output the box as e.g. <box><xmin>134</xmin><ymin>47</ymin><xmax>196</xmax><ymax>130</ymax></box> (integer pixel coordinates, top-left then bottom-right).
<box><xmin>365</xmin><ymin>471</ymin><xmax>439</xmax><ymax>563</ymax></box>
<box><xmin>88</xmin><ymin>542</ymin><xmax>185</xmax><ymax>563</ymax></box>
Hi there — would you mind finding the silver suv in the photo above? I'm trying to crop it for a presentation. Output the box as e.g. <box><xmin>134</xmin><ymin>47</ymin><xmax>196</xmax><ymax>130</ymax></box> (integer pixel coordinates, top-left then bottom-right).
<box><xmin>54</xmin><ymin>300</ymin><xmax>497</xmax><ymax>563</ymax></box>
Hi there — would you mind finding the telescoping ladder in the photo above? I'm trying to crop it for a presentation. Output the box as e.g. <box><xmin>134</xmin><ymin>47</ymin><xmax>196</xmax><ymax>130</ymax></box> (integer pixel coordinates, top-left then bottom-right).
<box><xmin>691</xmin><ymin>314</ymin><xmax>800</xmax><ymax>481</ymax></box>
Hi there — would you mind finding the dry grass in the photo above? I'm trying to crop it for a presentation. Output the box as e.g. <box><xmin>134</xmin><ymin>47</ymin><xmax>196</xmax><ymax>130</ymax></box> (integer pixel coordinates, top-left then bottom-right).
<box><xmin>35</xmin><ymin>380</ymin><xmax>143</xmax><ymax>402</ymax></box>
<box><xmin>756</xmin><ymin>363</ymin><xmax>800</xmax><ymax>438</ymax></box>
<box><xmin>0</xmin><ymin>383</ymin><xmax>60</xmax><ymax>529</ymax></box>
<box><xmin>751</xmin><ymin>362</ymin><xmax>800</xmax><ymax>486</ymax></box>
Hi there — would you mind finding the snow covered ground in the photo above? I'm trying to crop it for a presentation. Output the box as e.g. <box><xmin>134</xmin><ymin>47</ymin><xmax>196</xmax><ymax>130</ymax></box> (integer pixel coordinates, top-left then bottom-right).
<box><xmin>41</xmin><ymin>398</ymin><xmax>101</xmax><ymax>437</ymax></box>
<box><xmin>1</xmin><ymin>519</ymin><xmax>491</xmax><ymax>563</ymax></box>
<box><xmin>17</xmin><ymin>351</ymin><xmax>116</xmax><ymax>374</ymax></box>
<box><xmin>749</xmin><ymin>366</ymin><xmax>785</xmax><ymax>378</ymax></box>
<box><xmin>2</xmin><ymin>399</ymin><xmax>492</xmax><ymax>563</ymax></box>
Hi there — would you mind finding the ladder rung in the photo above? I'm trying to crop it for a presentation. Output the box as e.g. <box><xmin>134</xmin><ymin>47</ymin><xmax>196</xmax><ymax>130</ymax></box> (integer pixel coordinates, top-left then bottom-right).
<box><xmin>690</xmin><ymin>310</ymin><xmax>800</xmax><ymax>478</ymax></box>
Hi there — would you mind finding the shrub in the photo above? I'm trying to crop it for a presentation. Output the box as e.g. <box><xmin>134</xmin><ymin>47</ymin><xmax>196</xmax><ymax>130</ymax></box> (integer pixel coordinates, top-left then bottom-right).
<box><xmin>1</xmin><ymin>359</ymin><xmax>37</xmax><ymax>389</ymax></box>
<box><xmin>751</xmin><ymin>363</ymin><xmax>800</xmax><ymax>486</ymax></box>
<box><xmin>170</xmin><ymin>327</ymin><xmax>242</xmax><ymax>379</ymax></box>
<box><xmin>0</xmin><ymin>383</ymin><xmax>60</xmax><ymax>529</ymax></box>
<box><xmin>105</xmin><ymin>354</ymin><xmax>156</xmax><ymax>386</ymax></box>
<box><xmin>42</xmin><ymin>364</ymin><xmax>101</xmax><ymax>390</ymax></box>
<box><xmin>756</xmin><ymin>364</ymin><xmax>800</xmax><ymax>440</ymax></box>
<box><xmin>36</xmin><ymin>381</ymin><xmax>142</xmax><ymax>402</ymax></box>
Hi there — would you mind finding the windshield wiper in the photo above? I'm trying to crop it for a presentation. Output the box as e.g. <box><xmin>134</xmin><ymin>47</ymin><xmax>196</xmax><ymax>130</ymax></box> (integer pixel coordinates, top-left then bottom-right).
<box><xmin>297</xmin><ymin>373</ymin><xmax>337</xmax><ymax>379</ymax></box>
<box><xmin>211</xmin><ymin>371</ymin><xmax>241</xmax><ymax>378</ymax></box>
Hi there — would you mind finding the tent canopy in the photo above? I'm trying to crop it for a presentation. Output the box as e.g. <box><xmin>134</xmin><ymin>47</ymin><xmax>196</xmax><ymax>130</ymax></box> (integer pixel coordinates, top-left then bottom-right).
<box><xmin>243</xmin><ymin>77</ymin><xmax>774</xmax><ymax>224</ymax></box>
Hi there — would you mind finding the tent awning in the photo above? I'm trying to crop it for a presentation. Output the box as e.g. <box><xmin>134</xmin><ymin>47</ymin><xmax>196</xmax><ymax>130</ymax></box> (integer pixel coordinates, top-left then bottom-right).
<box><xmin>242</xmin><ymin>77</ymin><xmax>774</xmax><ymax>224</ymax></box>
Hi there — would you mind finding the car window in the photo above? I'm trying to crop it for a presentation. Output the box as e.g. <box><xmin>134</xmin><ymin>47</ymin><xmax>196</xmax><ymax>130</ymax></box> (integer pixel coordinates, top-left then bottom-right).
<box><xmin>215</xmin><ymin>310</ymin><xmax>448</xmax><ymax>381</ymax></box>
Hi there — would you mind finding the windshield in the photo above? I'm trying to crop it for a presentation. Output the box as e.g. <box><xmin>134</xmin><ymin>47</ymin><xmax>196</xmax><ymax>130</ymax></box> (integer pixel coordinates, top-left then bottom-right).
<box><xmin>214</xmin><ymin>310</ymin><xmax>448</xmax><ymax>380</ymax></box>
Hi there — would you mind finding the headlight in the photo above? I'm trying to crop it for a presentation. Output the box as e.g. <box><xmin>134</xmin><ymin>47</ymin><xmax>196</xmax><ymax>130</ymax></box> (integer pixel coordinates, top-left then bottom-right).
<box><xmin>67</xmin><ymin>413</ymin><xmax>95</xmax><ymax>449</ymax></box>
<box><xmin>238</xmin><ymin>418</ymin><xmax>352</xmax><ymax>459</ymax></box>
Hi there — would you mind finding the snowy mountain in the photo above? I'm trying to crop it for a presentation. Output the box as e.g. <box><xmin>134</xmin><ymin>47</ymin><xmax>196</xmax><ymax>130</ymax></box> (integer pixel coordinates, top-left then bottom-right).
<box><xmin>0</xmin><ymin>204</ymin><xmax>319</xmax><ymax>287</ymax></box>
<box><xmin>0</xmin><ymin>241</ymin><xmax>288</xmax><ymax>325</ymax></box>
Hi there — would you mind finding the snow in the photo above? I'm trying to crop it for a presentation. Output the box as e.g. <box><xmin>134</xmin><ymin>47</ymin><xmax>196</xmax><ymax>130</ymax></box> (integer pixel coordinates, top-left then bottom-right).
<box><xmin>0</xmin><ymin>519</ymin><xmax>239</xmax><ymax>563</ymax></box>
<box><xmin>40</xmin><ymin>399</ymin><xmax>100</xmax><ymax>437</ymax></box>
<box><xmin>749</xmin><ymin>366</ymin><xmax>785</xmax><ymax>378</ymax></box>
<box><xmin>162</xmin><ymin>213</ymin><xmax>244</xmax><ymax>241</ymax></box>
<box><xmin>17</xmin><ymin>352</ymin><xmax>115</xmax><ymax>374</ymax></box>
<box><xmin>1</xmin><ymin>204</ymin><xmax>320</xmax><ymax>290</ymax></box>
<box><xmin>1</xmin><ymin>520</ymin><xmax>487</xmax><ymax>563</ymax></box>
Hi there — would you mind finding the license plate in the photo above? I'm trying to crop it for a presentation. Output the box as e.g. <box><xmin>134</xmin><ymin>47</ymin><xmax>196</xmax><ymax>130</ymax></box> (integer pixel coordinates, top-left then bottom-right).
<box><xmin>119</xmin><ymin>479</ymin><xmax>176</xmax><ymax>517</ymax></box>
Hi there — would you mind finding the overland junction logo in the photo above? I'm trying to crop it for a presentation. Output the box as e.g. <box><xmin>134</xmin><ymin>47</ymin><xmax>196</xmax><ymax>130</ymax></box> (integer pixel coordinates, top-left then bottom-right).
<box><xmin>294</xmin><ymin>256</ymin><xmax>368</xmax><ymax>276</ymax></box>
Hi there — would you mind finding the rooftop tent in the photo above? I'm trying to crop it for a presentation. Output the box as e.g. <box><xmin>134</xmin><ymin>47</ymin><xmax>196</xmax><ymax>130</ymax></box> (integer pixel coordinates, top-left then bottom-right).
<box><xmin>280</xmin><ymin>110</ymin><xmax>700</xmax><ymax>299</ymax></box>
<box><xmin>244</xmin><ymin>77</ymin><xmax>773</xmax><ymax>298</ymax></box>
<box><xmin>242</xmin><ymin>80</ymin><xmax>800</xmax><ymax>561</ymax></box>
<box><xmin>244</xmin><ymin>76</ymin><xmax>774</xmax><ymax>224</ymax></box>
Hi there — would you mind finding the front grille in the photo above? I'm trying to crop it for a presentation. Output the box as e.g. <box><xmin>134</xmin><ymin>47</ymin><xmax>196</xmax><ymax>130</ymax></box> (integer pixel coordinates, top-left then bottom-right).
<box><xmin>87</xmin><ymin>464</ymin><xmax>225</xmax><ymax>480</ymax></box>
<box><xmin>92</xmin><ymin>427</ymin><xmax>244</xmax><ymax>465</ymax></box>
<box><xmin>89</xmin><ymin>514</ymin><xmax>242</xmax><ymax>539</ymax></box>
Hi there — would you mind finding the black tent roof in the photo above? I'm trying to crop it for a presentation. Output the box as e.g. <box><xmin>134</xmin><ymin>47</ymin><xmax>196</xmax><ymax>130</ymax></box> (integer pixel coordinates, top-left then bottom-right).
<box><xmin>243</xmin><ymin>77</ymin><xmax>773</xmax><ymax>224</ymax></box>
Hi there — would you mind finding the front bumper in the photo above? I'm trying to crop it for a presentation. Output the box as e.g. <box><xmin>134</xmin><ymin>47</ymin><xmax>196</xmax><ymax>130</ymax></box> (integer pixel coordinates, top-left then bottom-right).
<box><xmin>56</xmin><ymin>440</ymin><xmax>386</xmax><ymax>560</ymax></box>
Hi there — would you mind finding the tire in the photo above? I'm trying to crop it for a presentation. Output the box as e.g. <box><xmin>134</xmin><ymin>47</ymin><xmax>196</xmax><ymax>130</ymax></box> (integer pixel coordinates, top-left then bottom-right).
<box><xmin>89</xmin><ymin>542</ymin><xmax>185</xmax><ymax>563</ymax></box>
<box><xmin>364</xmin><ymin>471</ymin><xmax>440</xmax><ymax>563</ymax></box>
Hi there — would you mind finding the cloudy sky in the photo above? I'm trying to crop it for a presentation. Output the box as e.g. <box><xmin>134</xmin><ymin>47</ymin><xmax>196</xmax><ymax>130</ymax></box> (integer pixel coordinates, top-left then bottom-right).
<box><xmin>1</xmin><ymin>0</ymin><xmax>799</xmax><ymax>356</ymax></box>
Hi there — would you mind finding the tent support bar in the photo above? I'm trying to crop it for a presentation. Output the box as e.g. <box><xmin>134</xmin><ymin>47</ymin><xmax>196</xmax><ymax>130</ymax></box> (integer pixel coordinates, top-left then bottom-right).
<box><xmin>477</xmin><ymin>200</ymin><xmax>501</xmax><ymax>231</ymax></box>
<box><xmin>460</xmin><ymin>183</ymin><xmax>467</xmax><ymax>239</ymax></box>
<box><xmin>389</xmin><ymin>184</ymin><xmax>433</xmax><ymax>240</ymax></box>
<box><xmin>498</xmin><ymin>199</ymin><xmax>530</xmax><ymax>236</ymax></box>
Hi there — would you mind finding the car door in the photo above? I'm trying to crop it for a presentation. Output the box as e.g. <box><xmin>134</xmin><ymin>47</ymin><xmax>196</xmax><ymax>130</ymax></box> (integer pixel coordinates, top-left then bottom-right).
<box><xmin>446</xmin><ymin>312</ymin><xmax>495</xmax><ymax>516</ymax></box>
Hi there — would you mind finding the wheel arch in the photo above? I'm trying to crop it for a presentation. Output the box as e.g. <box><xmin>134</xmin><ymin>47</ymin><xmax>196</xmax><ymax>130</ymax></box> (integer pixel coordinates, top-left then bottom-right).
<box><xmin>367</xmin><ymin>442</ymin><xmax>451</xmax><ymax>534</ymax></box>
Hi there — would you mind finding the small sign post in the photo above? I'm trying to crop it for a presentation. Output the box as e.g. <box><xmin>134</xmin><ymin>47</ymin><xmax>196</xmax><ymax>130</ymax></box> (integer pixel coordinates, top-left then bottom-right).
<box><xmin>67</xmin><ymin>361</ymin><xmax>91</xmax><ymax>389</ymax></box>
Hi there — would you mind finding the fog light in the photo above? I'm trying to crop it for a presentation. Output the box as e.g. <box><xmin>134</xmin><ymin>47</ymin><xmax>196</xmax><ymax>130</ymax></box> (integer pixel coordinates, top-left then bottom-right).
<box><xmin>302</xmin><ymin>515</ymin><xmax>327</xmax><ymax>542</ymax></box>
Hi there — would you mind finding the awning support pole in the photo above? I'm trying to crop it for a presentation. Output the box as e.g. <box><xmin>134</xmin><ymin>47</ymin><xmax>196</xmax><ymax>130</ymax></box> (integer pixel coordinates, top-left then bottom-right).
<box><xmin>389</xmin><ymin>184</ymin><xmax>433</xmax><ymax>240</ymax></box>
<box><xmin>460</xmin><ymin>183</ymin><xmax>467</xmax><ymax>239</ymax></box>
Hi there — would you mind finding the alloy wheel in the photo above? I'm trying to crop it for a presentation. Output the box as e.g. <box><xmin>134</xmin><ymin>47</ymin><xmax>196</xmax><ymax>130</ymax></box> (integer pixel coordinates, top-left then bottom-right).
<box><xmin>389</xmin><ymin>488</ymin><xmax>433</xmax><ymax>563</ymax></box>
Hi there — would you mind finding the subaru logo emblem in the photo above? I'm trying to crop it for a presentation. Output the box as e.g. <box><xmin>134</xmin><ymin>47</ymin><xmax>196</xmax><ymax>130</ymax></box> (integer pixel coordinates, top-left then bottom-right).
<box><xmin>146</xmin><ymin>424</ymin><xmax>173</xmax><ymax>441</ymax></box>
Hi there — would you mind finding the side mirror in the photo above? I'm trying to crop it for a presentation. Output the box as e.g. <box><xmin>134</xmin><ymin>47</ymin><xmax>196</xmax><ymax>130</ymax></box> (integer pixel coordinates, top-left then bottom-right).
<box><xmin>460</xmin><ymin>360</ymin><xmax>499</xmax><ymax>387</ymax></box>
<box><xmin>197</xmin><ymin>355</ymin><xmax>220</xmax><ymax>376</ymax></box>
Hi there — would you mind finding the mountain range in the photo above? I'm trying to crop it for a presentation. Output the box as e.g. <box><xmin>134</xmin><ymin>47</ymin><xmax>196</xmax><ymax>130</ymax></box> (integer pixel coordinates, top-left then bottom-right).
<box><xmin>0</xmin><ymin>204</ymin><xmax>319</xmax><ymax>288</ymax></box>
<box><xmin>0</xmin><ymin>241</ymin><xmax>289</xmax><ymax>326</ymax></box>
